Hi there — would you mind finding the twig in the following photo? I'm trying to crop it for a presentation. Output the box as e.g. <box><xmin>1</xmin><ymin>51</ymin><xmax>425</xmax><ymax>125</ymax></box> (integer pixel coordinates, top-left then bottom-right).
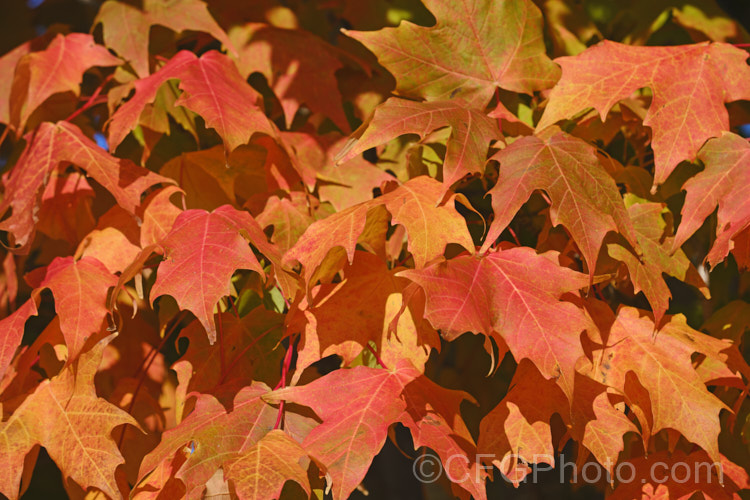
<box><xmin>366</xmin><ymin>343</ymin><xmax>388</xmax><ymax>370</ymax></box>
<box><xmin>64</xmin><ymin>74</ymin><xmax>114</xmax><ymax>123</ymax></box>
<box><xmin>273</xmin><ymin>334</ymin><xmax>298</xmax><ymax>430</ymax></box>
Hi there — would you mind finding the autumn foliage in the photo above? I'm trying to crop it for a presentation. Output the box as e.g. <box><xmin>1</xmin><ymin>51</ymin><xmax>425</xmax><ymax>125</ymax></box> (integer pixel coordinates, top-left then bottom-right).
<box><xmin>3</xmin><ymin>0</ymin><xmax>750</xmax><ymax>498</ymax></box>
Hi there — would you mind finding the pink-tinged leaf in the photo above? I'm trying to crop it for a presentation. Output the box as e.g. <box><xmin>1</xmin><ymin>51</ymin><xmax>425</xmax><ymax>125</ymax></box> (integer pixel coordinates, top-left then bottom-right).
<box><xmin>266</xmin><ymin>364</ymin><xmax>411</xmax><ymax>500</ymax></box>
<box><xmin>224</xmin><ymin>430</ymin><xmax>311</xmax><ymax>500</ymax></box>
<box><xmin>25</xmin><ymin>256</ymin><xmax>116</xmax><ymax>363</ymax></box>
<box><xmin>107</xmin><ymin>50</ymin><xmax>197</xmax><ymax>150</ymax></box>
<box><xmin>8</xmin><ymin>33</ymin><xmax>121</xmax><ymax>132</ymax></box>
<box><xmin>481</xmin><ymin>131</ymin><xmax>639</xmax><ymax>276</ymax></box>
<box><xmin>537</xmin><ymin>41</ymin><xmax>750</xmax><ymax>187</ymax></box>
<box><xmin>174</xmin><ymin>51</ymin><xmax>276</xmax><ymax>151</ymax></box>
<box><xmin>137</xmin><ymin>383</ymin><xmax>276</xmax><ymax>499</ymax></box>
<box><xmin>0</xmin><ymin>121</ymin><xmax>170</xmax><ymax>250</ymax></box>
<box><xmin>95</xmin><ymin>0</ymin><xmax>234</xmax><ymax>78</ymax></box>
<box><xmin>51</xmin><ymin>121</ymin><xmax>170</xmax><ymax>212</ymax></box>
<box><xmin>488</xmin><ymin>100</ymin><xmax>533</xmax><ymax>136</ymax></box>
<box><xmin>399</xmin><ymin>247</ymin><xmax>591</xmax><ymax>399</ymax></box>
<box><xmin>344</xmin><ymin>0</ymin><xmax>560</xmax><ymax>107</ymax></box>
<box><xmin>337</xmin><ymin>98</ymin><xmax>500</xmax><ymax>190</ymax></box>
<box><xmin>0</xmin><ymin>124</ymin><xmax>57</xmax><ymax>249</ymax></box>
<box><xmin>269</xmin><ymin>360</ymin><xmax>481</xmax><ymax>500</ymax></box>
<box><xmin>108</xmin><ymin>50</ymin><xmax>276</xmax><ymax>153</ymax></box>
<box><xmin>0</xmin><ymin>339</ymin><xmax>138</xmax><ymax>499</ymax></box>
<box><xmin>672</xmin><ymin>132</ymin><xmax>750</xmax><ymax>264</ymax></box>
<box><xmin>150</xmin><ymin>205</ymin><xmax>274</xmax><ymax>343</ymax></box>
<box><xmin>231</xmin><ymin>23</ymin><xmax>350</xmax><ymax>131</ymax></box>
<box><xmin>0</xmin><ymin>297</ymin><xmax>39</xmax><ymax>384</ymax></box>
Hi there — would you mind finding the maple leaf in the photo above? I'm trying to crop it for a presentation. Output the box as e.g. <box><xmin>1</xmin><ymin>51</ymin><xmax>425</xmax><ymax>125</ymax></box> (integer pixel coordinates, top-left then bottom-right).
<box><xmin>0</xmin><ymin>298</ymin><xmax>38</xmax><ymax>384</ymax></box>
<box><xmin>313</xmin><ymin>135</ymin><xmax>394</xmax><ymax>211</ymax></box>
<box><xmin>0</xmin><ymin>121</ymin><xmax>170</xmax><ymax>250</ymax></box>
<box><xmin>537</xmin><ymin>41</ymin><xmax>750</xmax><ymax>187</ymax></box>
<box><xmin>399</xmin><ymin>370</ymin><xmax>486</xmax><ymax>500</ymax></box>
<box><xmin>284</xmin><ymin>175</ymin><xmax>474</xmax><ymax>282</ymax></box>
<box><xmin>95</xmin><ymin>0</ymin><xmax>234</xmax><ymax>78</ymax></box>
<box><xmin>336</xmin><ymin>97</ymin><xmax>500</xmax><ymax>190</ymax></box>
<box><xmin>37</xmin><ymin>170</ymin><xmax>96</xmax><ymax>247</ymax></box>
<box><xmin>582</xmin><ymin>306</ymin><xmax>736</xmax><ymax>463</ymax></box>
<box><xmin>0</xmin><ymin>338</ymin><xmax>138</xmax><ymax>499</ymax></box>
<box><xmin>8</xmin><ymin>33</ymin><xmax>121</xmax><ymax>132</ymax></box>
<box><xmin>138</xmin><ymin>185</ymin><xmax>184</xmax><ymax>248</ymax></box>
<box><xmin>230</xmin><ymin>23</ymin><xmax>351</xmax><ymax>131</ymax></box>
<box><xmin>224</xmin><ymin>429</ymin><xmax>311</xmax><ymax>500</ymax></box>
<box><xmin>344</xmin><ymin>0</ymin><xmax>560</xmax><ymax>106</ymax></box>
<box><xmin>0</xmin><ymin>314</ymin><xmax>64</xmax><ymax>404</ymax></box>
<box><xmin>607</xmin><ymin>195</ymin><xmax>709</xmax><ymax>326</ymax></box>
<box><xmin>8</xmin><ymin>1</ymin><xmax>750</xmax><ymax>497</ymax></box>
<box><xmin>25</xmin><ymin>256</ymin><xmax>117</xmax><ymax>364</ymax></box>
<box><xmin>174</xmin><ymin>51</ymin><xmax>276</xmax><ymax>152</ymax></box>
<box><xmin>77</xmin><ymin>227</ymin><xmax>141</xmax><ymax>274</ymax></box>
<box><xmin>672</xmin><ymin>132</ymin><xmax>750</xmax><ymax>266</ymax></box>
<box><xmin>137</xmin><ymin>383</ymin><xmax>277</xmax><ymax>499</ymax></box>
<box><xmin>0</xmin><ymin>38</ymin><xmax>40</xmax><ymax>126</ymax></box>
<box><xmin>399</xmin><ymin>247</ymin><xmax>591</xmax><ymax>399</ymax></box>
<box><xmin>273</xmin><ymin>131</ymin><xmax>392</xmax><ymax>212</ymax></box>
<box><xmin>266</xmin><ymin>365</ymin><xmax>406</xmax><ymax>500</ymax></box>
<box><xmin>107</xmin><ymin>50</ymin><xmax>197</xmax><ymax>150</ymax></box>
<box><xmin>108</xmin><ymin>51</ymin><xmax>275</xmax><ymax>152</ymax></box>
<box><xmin>267</xmin><ymin>360</ymin><xmax>480</xmax><ymax>500</ymax></box>
<box><xmin>288</xmin><ymin>251</ymin><xmax>435</xmax><ymax>376</ymax></box>
<box><xmin>159</xmin><ymin>146</ymin><xmax>244</xmax><ymax>211</ymax></box>
<box><xmin>379</xmin><ymin>176</ymin><xmax>476</xmax><ymax>267</ymax></box>
<box><xmin>252</xmin><ymin>134</ymin><xmax>318</xmax><ymax>192</ymax></box>
<box><xmin>282</xmin><ymin>200</ymin><xmax>382</xmax><ymax>287</ymax></box>
<box><xmin>481</xmin><ymin>130</ymin><xmax>639</xmax><ymax>276</ymax></box>
<box><xmin>570</xmin><ymin>371</ymin><xmax>638</xmax><ymax>477</ymax></box>
<box><xmin>150</xmin><ymin>205</ymin><xmax>277</xmax><ymax>343</ymax></box>
<box><xmin>479</xmin><ymin>360</ymin><xmax>567</xmax><ymax>485</ymax></box>
<box><xmin>256</xmin><ymin>194</ymin><xmax>317</xmax><ymax>254</ymax></box>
